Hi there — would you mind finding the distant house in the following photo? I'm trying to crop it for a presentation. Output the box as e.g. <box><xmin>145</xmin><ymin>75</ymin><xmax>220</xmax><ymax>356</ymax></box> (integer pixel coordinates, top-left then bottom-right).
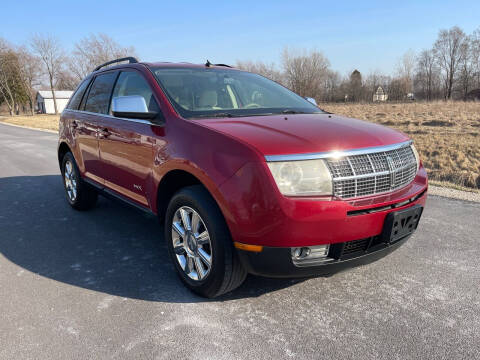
<box><xmin>36</xmin><ymin>90</ymin><xmax>73</xmax><ymax>114</ymax></box>
<box><xmin>373</xmin><ymin>86</ymin><xmax>388</xmax><ymax>102</ymax></box>
<box><xmin>467</xmin><ymin>89</ymin><xmax>480</xmax><ymax>101</ymax></box>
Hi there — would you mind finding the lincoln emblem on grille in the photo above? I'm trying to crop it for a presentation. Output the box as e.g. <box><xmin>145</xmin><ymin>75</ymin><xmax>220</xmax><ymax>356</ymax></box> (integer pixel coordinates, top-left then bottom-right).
<box><xmin>386</xmin><ymin>155</ymin><xmax>396</xmax><ymax>188</ymax></box>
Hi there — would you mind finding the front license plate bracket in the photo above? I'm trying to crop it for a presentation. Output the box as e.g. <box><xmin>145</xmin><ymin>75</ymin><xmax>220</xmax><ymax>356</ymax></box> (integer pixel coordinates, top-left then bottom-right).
<box><xmin>381</xmin><ymin>205</ymin><xmax>423</xmax><ymax>244</ymax></box>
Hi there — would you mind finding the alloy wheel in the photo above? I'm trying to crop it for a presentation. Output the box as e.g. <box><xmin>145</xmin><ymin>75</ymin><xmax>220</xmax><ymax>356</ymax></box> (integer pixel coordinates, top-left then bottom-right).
<box><xmin>64</xmin><ymin>160</ymin><xmax>77</xmax><ymax>202</ymax></box>
<box><xmin>171</xmin><ymin>206</ymin><xmax>212</xmax><ymax>281</ymax></box>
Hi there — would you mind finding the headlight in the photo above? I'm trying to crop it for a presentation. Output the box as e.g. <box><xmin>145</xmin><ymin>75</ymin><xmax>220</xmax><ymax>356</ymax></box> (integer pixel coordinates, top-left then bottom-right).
<box><xmin>267</xmin><ymin>159</ymin><xmax>332</xmax><ymax>196</ymax></box>
<box><xmin>411</xmin><ymin>144</ymin><xmax>420</xmax><ymax>171</ymax></box>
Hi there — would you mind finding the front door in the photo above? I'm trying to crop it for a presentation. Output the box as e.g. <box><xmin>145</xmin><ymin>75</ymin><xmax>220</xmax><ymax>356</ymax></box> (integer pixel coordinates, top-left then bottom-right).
<box><xmin>97</xmin><ymin>70</ymin><xmax>160</xmax><ymax>208</ymax></box>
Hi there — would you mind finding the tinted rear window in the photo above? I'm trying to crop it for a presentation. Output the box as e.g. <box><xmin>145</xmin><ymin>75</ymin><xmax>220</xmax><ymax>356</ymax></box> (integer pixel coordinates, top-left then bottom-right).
<box><xmin>84</xmin><ymin>72</ymin><xmax>118</xmax><ymax>114</ymax></box>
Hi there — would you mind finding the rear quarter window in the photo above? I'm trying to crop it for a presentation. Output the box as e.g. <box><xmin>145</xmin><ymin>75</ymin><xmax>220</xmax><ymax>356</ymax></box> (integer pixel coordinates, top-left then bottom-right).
<box><xmin>66</xmin><ymin>78</ymin><xmax>91</xmax><ymax>110</ymax></box>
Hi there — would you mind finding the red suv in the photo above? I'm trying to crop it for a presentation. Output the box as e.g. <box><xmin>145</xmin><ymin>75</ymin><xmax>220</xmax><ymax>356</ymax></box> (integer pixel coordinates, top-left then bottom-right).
<box><xmin>58</xmin><ymin>57</ymin><xmax>427</xmax><ymax>297</ymax></box>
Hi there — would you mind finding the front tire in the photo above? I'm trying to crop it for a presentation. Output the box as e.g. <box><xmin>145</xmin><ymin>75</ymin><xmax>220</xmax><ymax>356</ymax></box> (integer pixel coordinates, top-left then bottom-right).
<box><xmin>61</xmin><ymin>152</ymin><xmax>97</xmax><ymax>210</ymax></box>
<box><xmin>165</xmin><ymin>185</ymin><xmax>247</xmax><ymax>298</ymax></box>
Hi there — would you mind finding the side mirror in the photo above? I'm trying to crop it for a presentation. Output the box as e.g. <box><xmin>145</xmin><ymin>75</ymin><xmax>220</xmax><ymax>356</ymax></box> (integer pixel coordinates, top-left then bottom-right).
<box><xmin>112</xmin><ymin>95</ymin><xmax>159</xmax><ymax>120</ymax></box>
<box><xmin>305</xmin><ymin>97</ymin><xmax>318</xmax><ymax>106</ymax></box>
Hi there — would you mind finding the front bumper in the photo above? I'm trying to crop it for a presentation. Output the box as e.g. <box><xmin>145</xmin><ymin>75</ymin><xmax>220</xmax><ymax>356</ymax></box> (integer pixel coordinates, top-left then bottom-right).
<box><xmin>237</xmin><ymin>233</ymin><xmax>412</xmax><ymax>278</ymax></box>
<box><xmin>219</xmin><ymin>162</ymin><xmax>428</xmax><ymax>248</ymax></box>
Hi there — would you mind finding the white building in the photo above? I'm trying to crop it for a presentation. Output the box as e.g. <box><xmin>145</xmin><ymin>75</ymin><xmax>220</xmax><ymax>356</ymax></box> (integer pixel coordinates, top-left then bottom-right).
<box><xmin>373</xmin><ymin>86</ymin><xmax>388</xmax><ymax>102</ymax></box>
<box><xmin>36</xmin><ymin>90</ymin><xmax>73</xmax><ymax>114</ymax></box>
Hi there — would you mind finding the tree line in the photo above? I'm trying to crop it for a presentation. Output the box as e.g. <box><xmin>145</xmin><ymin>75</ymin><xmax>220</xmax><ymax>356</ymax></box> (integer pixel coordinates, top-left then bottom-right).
<box><xmin>0</xmin><ymin>33</ymin><xmax>135</xmax><ymax>115</ymax></box>
<box><xmin>237</xmin><ymin>26</ymin><xmax>480</xmax><ymax>102</ymax></box>
<box><xmin>1</xmin><ymin>26</ymin><xmax>479</xmax><ymax>116</ymax></box>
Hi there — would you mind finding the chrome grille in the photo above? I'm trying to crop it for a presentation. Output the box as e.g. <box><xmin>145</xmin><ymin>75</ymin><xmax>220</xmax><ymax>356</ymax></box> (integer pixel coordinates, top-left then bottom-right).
<box><xmin>326</xmin><ymin>144</ymin><xmax>417</xmax><ymax>199</ymax></box>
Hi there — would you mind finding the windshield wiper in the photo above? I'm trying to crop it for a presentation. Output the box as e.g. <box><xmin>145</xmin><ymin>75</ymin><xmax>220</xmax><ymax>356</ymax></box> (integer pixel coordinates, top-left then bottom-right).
<box><xmin>194</xmin><ymin>112</ymin><xmax>276</xmax><ymax>119</ymax></box>
<box><xmin>281</xmin><ymin>109</ymin><xmax>306</xmax><ymax>114</ymax></box>
<box><xmin>211</xmin><ymin>112</ymin><xmax>235</xmax><ymax>118</ymax></box>
<box><xmin>195</xmin><ymin>112</ymin><xmax>235</xmax><ymax>118</ymax></box>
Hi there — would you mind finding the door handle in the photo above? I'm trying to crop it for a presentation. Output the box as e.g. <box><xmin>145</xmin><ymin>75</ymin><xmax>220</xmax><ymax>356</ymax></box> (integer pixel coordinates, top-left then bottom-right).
<box><xmin>71</xmin><ymin>120</ymin><xmax>78</xmax><ymax>129</ymax></box>
<box><xmin>99</xmin><ymin>128</ymin><xmax>111</xmax><ymax>138</ymax></box>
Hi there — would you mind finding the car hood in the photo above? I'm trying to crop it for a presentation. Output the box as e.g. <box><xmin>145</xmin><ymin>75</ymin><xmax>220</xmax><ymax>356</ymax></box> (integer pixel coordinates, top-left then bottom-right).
<box><xmin>196</xmin><ymin>113</ymin><xmax>410</xmax><ymax>157</ymax></box>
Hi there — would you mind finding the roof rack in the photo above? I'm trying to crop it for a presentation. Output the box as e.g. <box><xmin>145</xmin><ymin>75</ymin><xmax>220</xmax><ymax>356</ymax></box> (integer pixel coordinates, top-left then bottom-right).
<box><xmin>93</xmin><ymin>57</ymin><xmax>139</xmax><ymax>72</ymax></box>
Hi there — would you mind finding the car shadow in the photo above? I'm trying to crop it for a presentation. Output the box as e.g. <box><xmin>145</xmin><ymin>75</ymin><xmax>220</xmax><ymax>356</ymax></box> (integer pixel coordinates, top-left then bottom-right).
<box><xmin>0</xmin><ymin>175</ymin><xmax>304</xmax><ymax>303</ymax></box>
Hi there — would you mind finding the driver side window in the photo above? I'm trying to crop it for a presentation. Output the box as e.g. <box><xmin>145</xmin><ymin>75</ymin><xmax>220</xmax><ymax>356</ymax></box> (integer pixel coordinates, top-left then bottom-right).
<box><xmin>111</xmin><ymin>71</ymin><xmax>159</xmax><ymax>113</ymax></box>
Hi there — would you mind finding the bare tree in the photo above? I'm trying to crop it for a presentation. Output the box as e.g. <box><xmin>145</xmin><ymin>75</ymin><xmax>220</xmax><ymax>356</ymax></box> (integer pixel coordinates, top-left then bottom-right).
<box><xmin>31</xmin><ymin>34</ymin><xmax>65</xmax><ymax>114</ymax></box>
<box><xmin>433</xmin><ymin>26</ymin><xmax>467</xmax><ymax>99</ymax></box>
<box><xmin>321</xmin><ymin>70</ymin><xmax>342</xmax><ymax>102</ymax></box>
<box><xmin>470</xmin><ymin>27</ymin><xmax>480</xmax><ymax>90</ymax></box>
<box><xmin>397</xmin><ymin>49</ymin><xmax>416</xmax><ymax>95</ymax></box>
<box><xmin>56</xmin><ymin>69</ymin><xmax>79</xmax><ymax>90</ymax></box>
<box><xmin>458</xmin><ymin>37</ymin><xmax>474</xmax><ymax>100</ymax></box>
<box><xmin>0</xmin><ymin>39</ymin><xmax>14</xmax><ymax>115</ymax></box>
<box><xmin>15</xmin><ymin>47</ymin><xmax>41</xmax><ymax>115</ymax></box>
<box><xmin>282</xmin><ymin>47</ymin><xmax>330</xmax><ymax>100</ymax></box>
<box><xmin>416</xmin><ymin>49</ymin><xmax>438</xmax><ymax>100</ymax></box>
<box><xmin>69</xmin><ymin>33</ymin><xmax>136</xmax><ymax>82</ymax></box>
<box><xmin>387</xmin><ymin>78</ymin><xmax>405</xmax><ymax>101</ymax></box>
<box><xmin>0</xmin><ymin>39</ymin><xmax>26</xmax><ymax>115</ymax></box>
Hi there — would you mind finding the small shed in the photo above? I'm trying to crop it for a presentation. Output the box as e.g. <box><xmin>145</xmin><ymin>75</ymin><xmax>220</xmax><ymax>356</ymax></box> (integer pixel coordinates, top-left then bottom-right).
<box><xmin>36</xmin><ymin>90</ymin><xmax>73</xmax><ymax>114</ymax></box>
<box><xmin>373</xmin><ymin>86</ymin><xmax>388</xmax><ymax>102</ymax></box>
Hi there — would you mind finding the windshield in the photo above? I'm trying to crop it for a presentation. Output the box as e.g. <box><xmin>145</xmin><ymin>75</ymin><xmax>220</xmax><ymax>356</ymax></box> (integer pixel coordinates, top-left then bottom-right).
<box><xmin>150</xmin><ymin>67</ymin><xmax>324</xmax><ymax>119</ymax></box>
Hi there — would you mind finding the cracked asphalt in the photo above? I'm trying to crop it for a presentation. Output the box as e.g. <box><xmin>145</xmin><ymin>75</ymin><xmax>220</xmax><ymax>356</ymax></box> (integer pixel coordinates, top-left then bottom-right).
<box><xmin>0</xmin><ymin>123</ymin><xmax>479</xmax><ymax>359</ymax></box>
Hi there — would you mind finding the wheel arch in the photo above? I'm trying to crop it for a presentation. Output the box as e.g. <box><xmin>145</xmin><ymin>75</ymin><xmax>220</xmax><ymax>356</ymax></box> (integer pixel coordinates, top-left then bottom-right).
<box><xmin>57</xmin><ymin>142</ymin><xmax>72</xmax><ymax>169</ymax></box>
<box><xmin>155</xmin><ymin>168</ymin><xmax>229</xmax><ymax>226</ymax></box>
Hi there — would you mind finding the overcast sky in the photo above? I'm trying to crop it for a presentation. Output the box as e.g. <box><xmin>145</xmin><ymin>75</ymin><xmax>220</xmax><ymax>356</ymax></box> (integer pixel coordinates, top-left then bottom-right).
<box><xmin>2</xmin><ymin>0</ymin><xmax>479</xmax><ymax>76</ymax></box>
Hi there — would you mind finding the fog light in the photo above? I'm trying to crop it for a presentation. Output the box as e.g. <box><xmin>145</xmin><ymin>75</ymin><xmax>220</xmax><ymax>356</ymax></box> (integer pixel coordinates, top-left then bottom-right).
<box><xmin>293</xmin><ymin>247</ymin><xmax>311</xmax><ymax>259</ymax></box>
<box><xmin>291</xmin><ymin>245</ymin><xmax>332</xmax><ymax>267</ymax></box>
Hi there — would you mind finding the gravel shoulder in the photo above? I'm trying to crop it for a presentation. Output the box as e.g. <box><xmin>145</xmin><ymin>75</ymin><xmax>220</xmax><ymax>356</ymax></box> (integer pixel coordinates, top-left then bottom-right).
<box><xmin>429</xmin><ymin>185</ymin><xmax>480</xmax><ymax>203</ymax></box>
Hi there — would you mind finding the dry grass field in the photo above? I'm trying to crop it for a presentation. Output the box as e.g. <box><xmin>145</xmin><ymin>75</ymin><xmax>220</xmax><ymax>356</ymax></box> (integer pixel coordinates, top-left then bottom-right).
<box><xmin>0</xmin><ymin>114</ymin><xmax>59</xmax><ymax>132</ymax></box>
<box><xmin>322</xmin><ymin>102</ymin><xmax>480</xmax><ymax>190</ymax></box>
<box><xmin>1</xmin><ymin>101</ymin><xmax>479</xmax><ymax>190</ymax></box>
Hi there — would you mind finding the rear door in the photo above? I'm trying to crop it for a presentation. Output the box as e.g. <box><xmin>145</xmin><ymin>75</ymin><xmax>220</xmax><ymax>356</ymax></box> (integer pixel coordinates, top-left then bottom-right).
<box><xmin>96</xmin><ymin>69</ymin><xmax>159</xmax><ymax>208</ymax></box>
<box><xmin>77</xmin><ymin>70</ymin><xmax>119</xmax><ymax>185</ymax></box>
<box><xmin>62</xmin><ymin>77</ymin><xmax>100</xmax><ymax>181</ymax></box>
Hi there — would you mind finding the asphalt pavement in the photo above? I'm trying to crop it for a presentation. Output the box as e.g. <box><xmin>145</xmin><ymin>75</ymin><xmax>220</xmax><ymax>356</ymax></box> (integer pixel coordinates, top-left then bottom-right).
<box><xmin>0</xmin><ymin>122</ymin><xmax>479</xmax><ymax>359</ymax></box>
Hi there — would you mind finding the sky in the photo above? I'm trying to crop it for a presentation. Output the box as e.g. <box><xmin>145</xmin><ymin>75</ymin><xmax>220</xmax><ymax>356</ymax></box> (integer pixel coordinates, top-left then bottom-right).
<box><xmin>1</xmin><ymin>0</ymin><xmax>479</xmax><ymax>76</ymax></box>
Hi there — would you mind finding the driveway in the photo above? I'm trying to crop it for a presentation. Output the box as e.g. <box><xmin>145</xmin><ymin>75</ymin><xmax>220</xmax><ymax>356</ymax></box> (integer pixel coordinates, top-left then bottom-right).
<box><xmin>0</xmin><ymin>123</ymin><xmax>479</xmax><ymax>359</ymax></box>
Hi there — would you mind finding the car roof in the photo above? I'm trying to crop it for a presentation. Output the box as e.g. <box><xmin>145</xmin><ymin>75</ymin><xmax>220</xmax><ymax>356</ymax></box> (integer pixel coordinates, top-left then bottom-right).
<box><xmin>92</xmin><ymin>61</ymin><xmax>239</xmax><ymax>75</ymax></box>
<box><xmin>145</xmin><ymin>62</ymin><xmax>243</xmax><ymax>72</ymax></box>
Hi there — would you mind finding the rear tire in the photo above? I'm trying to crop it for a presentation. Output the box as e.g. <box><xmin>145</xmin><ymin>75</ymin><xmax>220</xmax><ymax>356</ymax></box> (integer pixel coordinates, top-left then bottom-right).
<box><xmin>165</xmin><ymin>185</ymin><xmax>247</xmax><ymax>298</ymax></box>
<box><xmin>61</xmin><ymin>152</ymin><xmax>98</xmax><ymax>211</ymax></box>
